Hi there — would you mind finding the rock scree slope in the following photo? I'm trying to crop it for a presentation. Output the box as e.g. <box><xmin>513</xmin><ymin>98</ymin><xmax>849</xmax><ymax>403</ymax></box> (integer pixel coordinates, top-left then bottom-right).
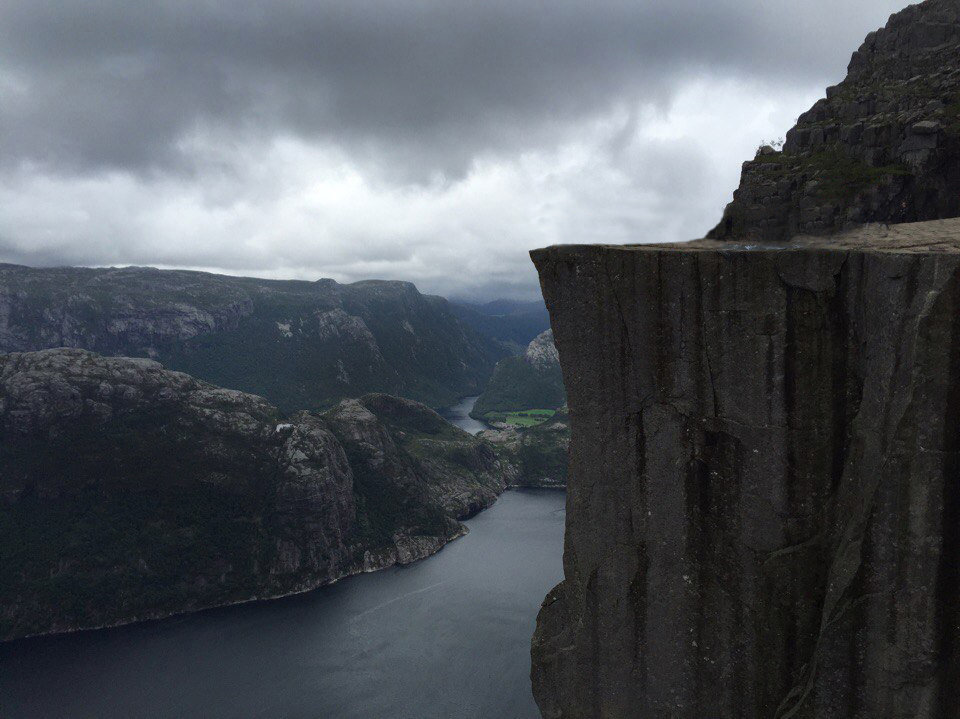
<box><xmin>530</xmin><ymin>219</ymin><xmax>960</xmax><ymax>718</ymax></box>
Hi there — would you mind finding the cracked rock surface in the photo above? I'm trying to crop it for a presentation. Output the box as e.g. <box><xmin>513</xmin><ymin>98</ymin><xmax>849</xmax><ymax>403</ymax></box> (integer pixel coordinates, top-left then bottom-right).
<box><xmin>530</xmin><ymin>219</ymin><xmax>960</xmax><ymax>718</ymax></box>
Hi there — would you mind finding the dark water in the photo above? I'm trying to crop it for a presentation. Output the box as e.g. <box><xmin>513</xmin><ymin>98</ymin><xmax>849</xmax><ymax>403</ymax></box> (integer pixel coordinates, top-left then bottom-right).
<box><xmin>440</xmin><ymin>396</ymin><xmax>488</xmax><ymax>435</ymax></box>
<box><xmin>0</xmin><ymin>490</ymin><xmax>565</xmax><ymax>719</ymax></box>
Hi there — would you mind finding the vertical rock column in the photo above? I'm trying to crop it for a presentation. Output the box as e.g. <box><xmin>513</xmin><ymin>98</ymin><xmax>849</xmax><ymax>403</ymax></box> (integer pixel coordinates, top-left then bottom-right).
<box><xmin>531</xmin><ymin>235</ymin><xmax>960</xmax><ymax>718</ymax></box>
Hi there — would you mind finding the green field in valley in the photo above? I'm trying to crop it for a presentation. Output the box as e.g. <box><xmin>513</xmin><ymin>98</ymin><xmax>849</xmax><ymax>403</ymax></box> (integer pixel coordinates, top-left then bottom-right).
<box><xmin>500</xmin><ymin>409</ymin><xmax>556</xmax><ymax>427</ymax></box>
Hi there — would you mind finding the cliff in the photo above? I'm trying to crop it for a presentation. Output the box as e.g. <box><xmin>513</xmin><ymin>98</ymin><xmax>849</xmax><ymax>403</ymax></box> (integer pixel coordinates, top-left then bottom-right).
<box><xmin>0</xmin><ymin>350</ymin><xmax>512</xmax><ymax>641</ymax></box>
<box><xmin>530</xmin><ymin>219</ymin><xmax>960</xmax><ymax>718</ymax></box>
<box><xmin>0</xmin><ymin>264</ymin><xmax>505</xmax><ymax>411</ymax></box>
<box><xmin>710</xmin><ymin>0</ymin><xmax>960</xmax><ymax>242</ymax></box>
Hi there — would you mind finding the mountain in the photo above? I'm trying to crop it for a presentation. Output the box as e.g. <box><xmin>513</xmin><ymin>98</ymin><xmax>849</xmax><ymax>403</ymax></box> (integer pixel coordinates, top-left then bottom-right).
<box><xmin>450</xmin><ymin>298</ymin><xmax>551</xmax><ymax>352</ymax></box>
<box><xmin>0</xmin><ymin>349</ymin><xmax>517</xmax><ymax>642</ymax></box>
<box><xmin>0</xmin><ymin>264</ymin><xmax>507</xmax><ymax>412</ymax></box>
<box><xmin>471</xmin><ymin>330</ymin><xmax>568</xmax><ymax>487</ymax></box>
<box><xmin>710</xmin><ymin>0</ymin><xmax>960</xmax><ymax>242</ymax></box>
<box><xmin>471</xmin><ymin>329</ymin><xmax>566</xmax><ymax>421</ymax></box>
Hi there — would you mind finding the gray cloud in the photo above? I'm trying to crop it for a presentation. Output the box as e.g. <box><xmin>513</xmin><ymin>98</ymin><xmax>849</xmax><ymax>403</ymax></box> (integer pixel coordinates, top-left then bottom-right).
<box><xmin>0</xmin><ymin>0</ymin><xmax>911</xmax><ymax>300</ymax></box>
<box><xmin>2</xmin><ymin>0</ymin><xmax>906</xmax><ymax>179</ymax></box>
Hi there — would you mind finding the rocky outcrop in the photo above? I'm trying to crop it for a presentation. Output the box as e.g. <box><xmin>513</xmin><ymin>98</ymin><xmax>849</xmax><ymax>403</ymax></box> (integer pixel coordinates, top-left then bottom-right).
<box><xmin>711</xmin><ymin>0</ymin><xmax>960</xmax><ymax>242</ymax></box>
<box><xmin>0</xmin><ymin>264</ymin><xmax>506</xmax><ymax>411</ymax></box>
<box><xmin>0</xmin><ymin>350</ymin><xmax>512</xmax><ymax>642</ymax></box>
<box><xmin>530</xmin><ymin>220</ymin><xmax>960</xmax><ymax>718</ymax></box>
<box><xmin>524</xmin><ymin>329</ymin><xmax>561</xmax><ymax>369</ymax></box>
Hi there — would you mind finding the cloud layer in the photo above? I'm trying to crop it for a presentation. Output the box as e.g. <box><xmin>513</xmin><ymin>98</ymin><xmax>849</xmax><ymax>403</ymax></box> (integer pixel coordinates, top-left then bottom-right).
<box><xmin>0</xmin><ymin>0</ymin><xmax>909</xmax><ymax>299</ymax></box>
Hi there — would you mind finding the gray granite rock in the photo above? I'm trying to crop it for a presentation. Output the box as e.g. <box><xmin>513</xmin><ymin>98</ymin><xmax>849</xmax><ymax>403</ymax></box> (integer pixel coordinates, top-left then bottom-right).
<box><xmin>530</xmin><ymin>220</ymin><xmax>960</xmax><ymax>718</ymax></box>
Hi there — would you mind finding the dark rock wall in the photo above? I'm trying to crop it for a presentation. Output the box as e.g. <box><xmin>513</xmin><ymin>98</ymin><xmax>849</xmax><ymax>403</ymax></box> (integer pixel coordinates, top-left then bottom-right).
<box><xmin>530</xmin><ymin>229</ymin><xmax>960</xmax><ymax>717</ymax></box>
<box><xmin>710</xmin><ymin>0</ymin><xmax>960</xmax><ymax>242</ymax></box>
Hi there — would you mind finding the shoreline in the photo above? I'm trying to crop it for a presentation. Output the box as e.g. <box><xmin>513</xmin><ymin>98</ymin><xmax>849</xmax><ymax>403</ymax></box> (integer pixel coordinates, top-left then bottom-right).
<box><xmin>2</xmin><ymin>486</ymin><xmax>564</xmax><ymax>646</ymax></box>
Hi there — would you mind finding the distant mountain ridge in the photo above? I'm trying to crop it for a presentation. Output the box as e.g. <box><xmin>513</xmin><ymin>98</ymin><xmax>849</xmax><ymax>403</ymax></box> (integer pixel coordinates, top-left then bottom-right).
<box><xmin>0</xmin><ymin>264</ymin><xmax>507</xmax><ymax>411</ymax></box>
<box><xmin>450</xmin><ymin>298</ymin><xmax>551</xmax><ymax>352</ymax></box>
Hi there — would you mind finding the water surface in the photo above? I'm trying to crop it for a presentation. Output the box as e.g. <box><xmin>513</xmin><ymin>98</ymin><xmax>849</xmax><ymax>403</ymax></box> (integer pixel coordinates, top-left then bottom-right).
<box><xmin>0</xmin><ymin>490</ymin><xmax>565</xmax><ymax>719</ymax></box>
<box><xmin>440</xmin><ymin>396</ymin><xmax>488</xmax><ymax>435</ymax></box>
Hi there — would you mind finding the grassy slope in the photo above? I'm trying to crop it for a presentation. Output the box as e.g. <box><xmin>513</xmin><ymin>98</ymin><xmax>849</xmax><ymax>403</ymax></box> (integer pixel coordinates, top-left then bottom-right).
<box><xmin>471</xmin><ymin>356</ymin><xmax>565</xmax><ymax>419</ymax></box>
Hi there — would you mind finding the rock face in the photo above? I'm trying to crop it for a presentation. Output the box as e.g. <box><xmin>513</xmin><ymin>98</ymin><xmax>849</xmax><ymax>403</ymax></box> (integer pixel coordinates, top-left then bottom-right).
<box><xmin>710</xmin><ymin>0</ymin><xmax>960</xmax><ymax>242</ymax></box>
<box><xmin>0</xmin><ymin>264</ymin><xmax>505</xmax><ymax>411</ymax></box>
<box><xmin>530</xmin><ymin>220</ymin><xmax>960</xmax><ymax>718</ymax></box>
<box><xmin>524</xmin><ymin>329</ymin><xmax>561</xmax><ymax>369</ymax></box>
<box><xmin>0</xmin><ymin>350</ymin><xmax>511</xmax><ymax>641</ymax></box>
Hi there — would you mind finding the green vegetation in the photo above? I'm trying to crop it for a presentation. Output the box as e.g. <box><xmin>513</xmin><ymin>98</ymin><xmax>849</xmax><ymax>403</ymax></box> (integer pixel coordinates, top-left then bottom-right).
<box><xmin>0</xmin><ymin>410</ymin><xmax>276</xmax><ymax>639</ymax></box>
<box><xmin>471</xmin><ymin>355</ymin><xmax>565</xmax><ymax>421</ymax></box>
<box><xmin>484</xmin><ymin>409</ymin><xmax>556</xmax><ymax>427</ymax></box>
<box><xmin>752</xmin><ymin>145</ymin><xmax>912</xmax><ymax>201</ymax></box>
<box><xmin>489</xmin><ymin>409</ymin><xmax>569</xmax><ymax>487</ymax></box>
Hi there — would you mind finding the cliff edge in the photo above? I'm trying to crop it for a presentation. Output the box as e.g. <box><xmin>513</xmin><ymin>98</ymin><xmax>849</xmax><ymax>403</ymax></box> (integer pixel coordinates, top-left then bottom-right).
<box><xmin>530</xmin><ymin>219</ymin><xmax>960</xmax><ymax>718</ymax></box>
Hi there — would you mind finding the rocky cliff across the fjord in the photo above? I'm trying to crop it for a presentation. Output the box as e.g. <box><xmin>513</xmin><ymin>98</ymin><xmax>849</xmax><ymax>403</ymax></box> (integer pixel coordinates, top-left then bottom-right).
<box><xmin>531</xmin><ymin>219</ymin><xmax>960</xmax><ymax>718</ymax></box>
<box><xmin>0</xmin><ymin>264</ymin><xmax>507</xmax><ymax>412</ymax></box>
<box><xmin>0</xmin><ymin>349</ymin><xmax>516</xmax><ymax>642</ymax></box>
<box><xmin>711</xmin><ymin>0</ymin><xmax>960</xmax><ymax>242</ymax></box>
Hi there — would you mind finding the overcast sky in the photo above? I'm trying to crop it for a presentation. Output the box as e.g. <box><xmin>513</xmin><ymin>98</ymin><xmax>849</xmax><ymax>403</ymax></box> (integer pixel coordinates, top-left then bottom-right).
<box><xmin>0</xmin><ymin>0</ymin><xmax>910</xmax><ymax>300</ymax></box>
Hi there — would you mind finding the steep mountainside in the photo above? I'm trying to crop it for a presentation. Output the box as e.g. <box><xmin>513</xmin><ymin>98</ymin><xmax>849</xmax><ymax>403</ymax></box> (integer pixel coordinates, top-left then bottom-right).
<box><xmin>0</xmin><ymin>350</ymin><xmax>514</xmax><ymax>642</ymax></box>
<box><xmin>471</xmin><ymin>330</ymin><xmax>566</xmax><ymax>420</ymax></box>
<box><xmin>710</xmin><ymin>0</ymin><xmax>960</xmax><ymax>242</ymax></box>
<box><xmin>0</xmin><ymin>264</ymin><xmax>506</xmax><ymax>411</ymax></box>
<box><xmin>530</xmin><ymin>221</ymin><xmax>960</xmax><ymax>718</ymax></box>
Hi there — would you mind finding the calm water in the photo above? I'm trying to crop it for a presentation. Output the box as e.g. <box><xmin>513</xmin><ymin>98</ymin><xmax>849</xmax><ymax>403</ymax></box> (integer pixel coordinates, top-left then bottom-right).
<box><xmin>440</xmin><ymin>396</ymin><xmax>488</xmax><ymax>435</ymax></box>
<box><xmin>0</xmin><ymin>490</ymin><xmax>565</xmax><ymax>719</ymax></box>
